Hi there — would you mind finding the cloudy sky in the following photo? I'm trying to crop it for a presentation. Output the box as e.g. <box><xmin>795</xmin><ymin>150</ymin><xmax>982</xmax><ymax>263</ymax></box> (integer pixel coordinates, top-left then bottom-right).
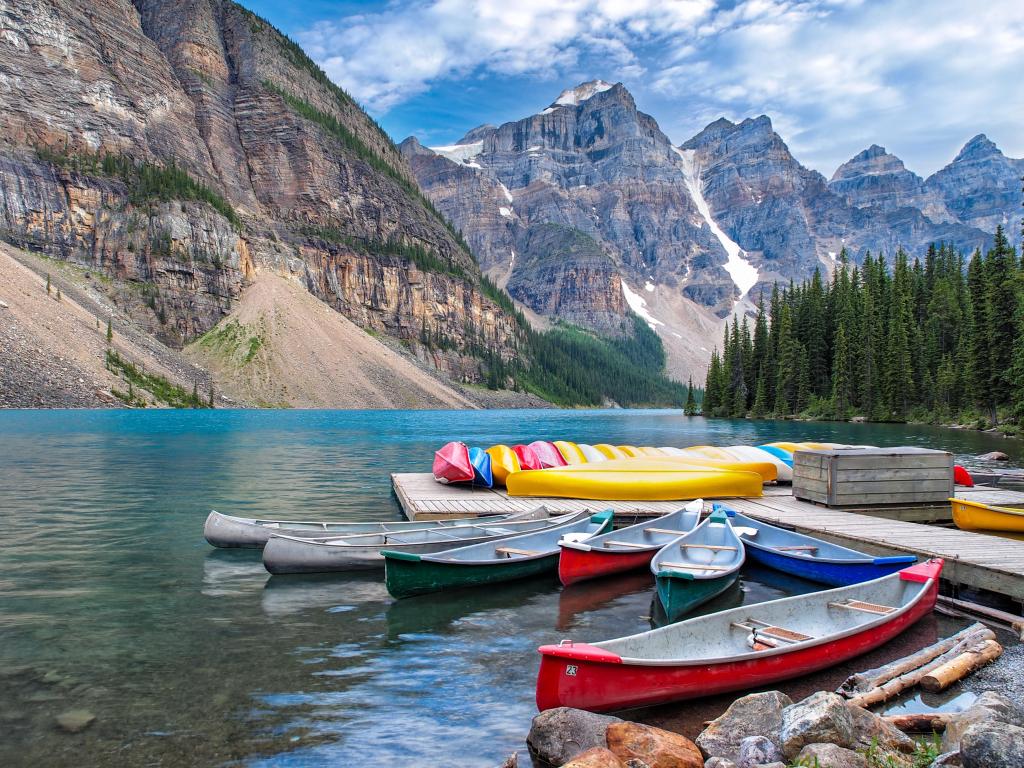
<box><xmin>243</xmin><ymin>0</ymin><xmax>1024</xmax><ymax>176</ymax></box>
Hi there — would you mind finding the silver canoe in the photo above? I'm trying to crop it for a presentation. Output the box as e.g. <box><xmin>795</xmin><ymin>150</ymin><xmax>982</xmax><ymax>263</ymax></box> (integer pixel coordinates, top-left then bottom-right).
<box><xmin>203</xmin><ymin>507</ymin><xmax>548</xmax><ymax>549</ymax></box>
<box><xmin>262</xmin><ymin>509</ymin><xmax>582</xmax><ymax>574</ymax></box>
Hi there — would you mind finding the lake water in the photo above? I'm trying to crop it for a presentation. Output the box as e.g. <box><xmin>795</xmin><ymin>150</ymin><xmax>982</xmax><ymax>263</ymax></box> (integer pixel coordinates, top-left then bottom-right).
<box><xmin>1</xmin><ymin>410</ymin><xmax>1021</xmax><ymax>767</ymax></box>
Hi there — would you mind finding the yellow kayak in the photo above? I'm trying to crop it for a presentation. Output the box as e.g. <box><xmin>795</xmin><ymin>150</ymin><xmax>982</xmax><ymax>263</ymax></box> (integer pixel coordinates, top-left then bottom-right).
<box><xmin>485</xmin><ymin>445</ymin><xmax>521</xmax><ymax>486</ymax></box>
<box><xmin>617</xmin><ymin>445</ymin><xmax>643</xmax><ymax>457</ymax></box>
<box><xmin>553</xmin><ymin>441</ymin><xmax>588</xmax><ymax>465</ymax></box>
<box><xmin>951</xmin><ymin>497</ymin><xmax>1024</xmax><ymax>534</ymax></box>
<box><xmin>594</xmin><ymin>444</ymin><xmax>630</xmax><ymax>460</ymax></box>
<box><xmin>506</xmin><ymin>460</ymin><xmax>763</xmax><ymax>501</ymax></box>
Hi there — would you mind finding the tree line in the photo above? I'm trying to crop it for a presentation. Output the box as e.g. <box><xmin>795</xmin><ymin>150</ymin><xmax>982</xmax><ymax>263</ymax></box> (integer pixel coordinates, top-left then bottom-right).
<box><xmin>703</xmin><ymin>226</ymin><xmax>1024</xmax><ymax>427</ymax></box>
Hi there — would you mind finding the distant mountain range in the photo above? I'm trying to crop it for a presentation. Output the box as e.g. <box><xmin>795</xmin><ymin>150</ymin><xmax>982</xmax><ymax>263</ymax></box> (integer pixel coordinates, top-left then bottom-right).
<box><xmin>401</xmin><ymin>81</ymin><xmax>1023</xmax><ymax>377</ymax></box>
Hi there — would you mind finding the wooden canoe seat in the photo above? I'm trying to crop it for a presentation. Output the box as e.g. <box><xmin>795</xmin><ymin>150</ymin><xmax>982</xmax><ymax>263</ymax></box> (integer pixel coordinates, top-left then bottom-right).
<box><xmin>681</xmin><ymin>543</ymin><xmax>737</xmax><ymax>551</ymax></box>
<box><xmin>828</xmin><ymin>599</ymin><xmax>895</xmax><ymax>615</ymax></box>
<box><xmin>602</xmin><ymin>540</ymin><xmax>648</xmax><ymax>549</ymax></box>
<box><xmin>731</xmin><ymin>620</ymin><xmax>814</xmax><ymax>644</ymax></box>
<box><xmin>659</xmin><ymin>561</ymin><xmax>733</xmax><ymax>572</ymax></box>
<box><xmin>777</xmin><ymin>545</ymin><xmax>818</xmax><ymax>552</ymax></box>
<box><xmin>645</xmin><ymin>527</ymin><xmax>691</xmax><ymax>535</ymax></box>
<box><xmin>495</xmin><ymin>546</ymin><xmax>540</xmax><ymax>557</ymax></box>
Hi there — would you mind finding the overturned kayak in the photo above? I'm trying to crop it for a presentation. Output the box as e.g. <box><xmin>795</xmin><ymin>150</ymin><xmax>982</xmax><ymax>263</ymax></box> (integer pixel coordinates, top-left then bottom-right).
<box><xmin>536</xmin><ymin>558</ymin><xmax>944</xmax><ymax>712</ymax></box>
<box><xmin>727</xmin><ymin>509</ymin><xmax>916</xmax><ymax>585</ymax></box>
<box><xmin>262</xmin><ymin>507</ymin><xmax>559</xmax><ymax>574</ymax></box>
<box><xmin>204</xmin><ymin>509</ymin><xmax>534</xmax><ymax>549</ymax></box>
<box><xmin>486</xmin><ymin>445</ymin><xmax>521</xmax><ymax>486</ymax></box>
<box><xmin>434</xmin><ymin>441</ymin><xmax>474</xmax><ymax>484</ymax></box>
<box><xmin>506</xmin><ymin>459</ymin><xmax>764</xmax><ymax>501</ymax></box>
<box><xmin>558</xmin><ymin>501</ymin><xmax>703</xmax><ymax>586</ymax></box>
<box><xmin>951</xmin><ymin>497</ymin><xmax>1024</xmax><ymax>533</ymax></box>
<box><xmin>651</xmin><ymin>508</ymin><xmax>745</xmax><ymax>622</ymax></box>
<box><xmin>383</xmin><ymin>510</ymin><xmax>614</xmax><ymax>598</ymax></box>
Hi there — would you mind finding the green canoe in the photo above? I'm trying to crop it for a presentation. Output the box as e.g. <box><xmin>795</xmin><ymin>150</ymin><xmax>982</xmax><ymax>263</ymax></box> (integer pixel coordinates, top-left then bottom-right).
<box><xmin>651</xmin><ymin>508</ymin><xmax>744</xmax><ymax>622</ymax></box>
<box><xmin>383</xmin><ymin>510</ymin><xmax>614</xmax><ymax>598</ymax></box>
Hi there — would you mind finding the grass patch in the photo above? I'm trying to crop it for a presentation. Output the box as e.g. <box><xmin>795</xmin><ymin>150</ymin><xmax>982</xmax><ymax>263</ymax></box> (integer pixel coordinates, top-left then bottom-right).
<box><xmin>106</xmin><ymin>349</ymin><xmax>209</xmax><ymax>408</ymax></box>
<box><xmin>196</xmin><ymin>319</ymin><xmax>265</xmax><ymax>367</ymax></box>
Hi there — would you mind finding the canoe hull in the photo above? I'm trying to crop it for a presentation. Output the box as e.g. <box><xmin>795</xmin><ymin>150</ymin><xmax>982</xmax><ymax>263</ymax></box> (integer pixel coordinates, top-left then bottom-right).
<box><xmin>951</xmin><ymin>498</ymin><xmax>1024</xmax><ymax>533</ymax></box>
<box><xmin>558</xmin><ymin>546</ymin><xmax>657</xmax><ymax>587</ymax></box>
<box><xmin>744</xmin><ymin>546</ymin><xmax>913</xmax><ymax>586</ymax></box>
<box><xmin>655</xmin><ymin>571</ymin><xmax>739</xmax><ymax>622</ymax></box>
<box><xmin>536</xmin><ymin>576</ymin><xmax>939</xmax><ymax>712</ymax></box>
<box><xmin>507</xmin><ymin>465</ymin><xmax>763</xmax><ymax>501</ymax></box>
<box><xmin>434</xmin><ymin>442</ymin><xmax>474</xmax><ymax>484</ymax></box>
<box><xmin>386</xmin><ymin>551</ymin><xmax>558</xmax><ymax>598</ymax></box>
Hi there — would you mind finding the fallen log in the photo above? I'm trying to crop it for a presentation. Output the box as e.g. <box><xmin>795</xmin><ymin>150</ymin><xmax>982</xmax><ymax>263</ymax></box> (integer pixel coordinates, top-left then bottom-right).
<box><xmin>882</xmin><ymin>712</ymin><xmax>953</xmax><ymax>733</ymax></box>
<box><xmin>920</xmin><ymin>638</ymin><xmax>1003</xmax><ymax>693</ymax></box>
<box><xmin>837</xmin><ymin>623</ymin><xmax>992</xmax><ymax>697</ymax></box>
<box><xmin>936</xmin><ymin>595</ymin><xmax>1024</xmax><ymax>639</ymax></box>
<box><xmin>844</xmin><ymin>629</ymin><xmax>997</xmax><ymax>708</ymax></box>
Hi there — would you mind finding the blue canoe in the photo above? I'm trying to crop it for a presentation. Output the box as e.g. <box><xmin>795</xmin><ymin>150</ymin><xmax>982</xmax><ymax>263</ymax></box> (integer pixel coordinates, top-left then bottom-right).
<box><xmin>755</xmin><ymin>445</ymin><xmax>794</xmax><ymax>466</ymax></box>
<box><xmin>469</xmin><ymin>447</ymin><xmax>493</xmax><ymax>488</ymax></box>
<box><xmin>723</xmin><ymin>506</ymin><xmax>916</xmax><ymax>586</ymax></box>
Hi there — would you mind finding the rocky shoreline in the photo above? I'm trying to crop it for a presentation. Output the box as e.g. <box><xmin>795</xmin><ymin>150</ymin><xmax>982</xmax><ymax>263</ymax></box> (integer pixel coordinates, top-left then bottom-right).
<box><xmin>513</xmin><ymin>688</ymin><xmax>1024</xmax><ymax>768</ymax></box>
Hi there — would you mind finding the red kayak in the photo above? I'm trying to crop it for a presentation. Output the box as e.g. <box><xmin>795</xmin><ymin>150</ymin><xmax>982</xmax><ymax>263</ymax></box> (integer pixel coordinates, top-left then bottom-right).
<box><xmin>558</xmin><ymin>504</ymin><xmax>702</xmax><ymax>586</ymax></box>
<box><xmin>529</xmin><ymin>441</ymin><xmax>569</xmax><ymax>469</ymax></box>
<box><xmin>954</xmin><ymin>465</ymin><xmax>974</xmax><ymax>487</ymax></box>
<box><xmin>432</xmin><ymin>441</ymin><xmax>474</xmax><ymax>485</ymax></box>
<box><xmin>536</xmin><ymin>559</ymin><xmax>943</xmax><ymax>712</ymax></box>
<box><xmin>513</xmin><ymin>444</ymin><xmax>543</xmax><ymax>471</ymax></box>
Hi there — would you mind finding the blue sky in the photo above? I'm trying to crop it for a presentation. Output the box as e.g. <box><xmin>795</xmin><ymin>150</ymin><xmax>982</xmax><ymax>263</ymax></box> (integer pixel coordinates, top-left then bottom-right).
<box><xmin>242</xmin><ymin>0</ymin><xmax>1024</xmax><ymax>177</ymax></box>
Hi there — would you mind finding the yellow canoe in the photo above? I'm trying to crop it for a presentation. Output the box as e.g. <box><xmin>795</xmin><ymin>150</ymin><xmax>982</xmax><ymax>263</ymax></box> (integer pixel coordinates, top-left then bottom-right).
<box><xmin>616</xmin><ymin>445</ymin><xmax>643</xmax><ymax>457</ymax></box>
<box><xmin>682</xmin><ymin>445</ymin><xmax>738</xmax><ymax>461</ymax></box>
<box><xmin>765</xmin><ymin>441</ymin><xmax>802</xmax><ymax>454</ymax></box>
<box><xmin>577</xmin><ymin>444</ymin><xmax>607</xmax><ymax>463</ymax></box>
<box><xmin>594</xmin><ymin>443</ymin><xmax>630</xmax><ymax>460</ymax></box>
<box><xmin>637</xmin><ymin>447</ymin><xmax>667</xmax><ymax>457</ymax></box>
<box><xmin>951</xmin><ymin>497</ymin><xmax>1024</xmax><ymax>534</ymax></box>
<box><xmin>553</xmin><ymin>441</ymin><xmax>588</xmax><ymax>465</ymax></box>
<box><xmin>485</xmin><ymin>445</ymin><xmax>521</xmax><ymax>486</ymax></box>
<box><xmin>506</xmin><ymin>460</ymin><xmax>763</xmax><ymax>501</ymax></box>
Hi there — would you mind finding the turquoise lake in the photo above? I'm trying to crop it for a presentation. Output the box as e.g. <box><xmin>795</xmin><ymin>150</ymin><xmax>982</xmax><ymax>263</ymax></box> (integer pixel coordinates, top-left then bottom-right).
<box><xmin>1</xmin><ymin>409</ymin><xmax>1021</xmax><ymax>767</ymax></box>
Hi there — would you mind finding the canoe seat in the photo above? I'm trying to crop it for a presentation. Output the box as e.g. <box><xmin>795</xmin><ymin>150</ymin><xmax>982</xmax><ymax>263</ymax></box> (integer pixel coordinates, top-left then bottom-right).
<box><xmin>777</xmin><ymin>545</ymin><xmax>818</xmax><ymax>553</ymax></box>
<box><xmin>659</xmin><ymin>561</ymin><xmax>733</xmax><ymax>572</ymax></box>
<box><xmin>681</xmin><ymin>543</ymin><xmax>737</xmax><ymax>551</ymax></box>
<box><xmin>731</xmin><ymin>621</ymin><xmax>813</xmax><ymax>645</ymax></box>
<box><xmin>645</xmin><ymin>527</ymin><xmax>691</xmax><ymax>535</ymax></box>
<box><xmin>602</xmin><ymin>540</ymin><xmax>649</xmax><ymax>549</ymax></box>
<box><xmin>828</xmin><ymin>599</ymin><xmax>895</xmax><ymax>615</ymax></box>
<box><xmin>495</xmin><ymin>546</ymin><xmax>540</xmax><ymax>557</ymax></box>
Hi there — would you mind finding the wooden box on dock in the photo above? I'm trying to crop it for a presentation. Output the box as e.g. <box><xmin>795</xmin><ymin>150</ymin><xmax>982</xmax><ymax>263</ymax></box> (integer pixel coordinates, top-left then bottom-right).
<box><xmin>792</xmin><ymin>447</ymin><xmax>953</xmax><ymax>507</ymax></box>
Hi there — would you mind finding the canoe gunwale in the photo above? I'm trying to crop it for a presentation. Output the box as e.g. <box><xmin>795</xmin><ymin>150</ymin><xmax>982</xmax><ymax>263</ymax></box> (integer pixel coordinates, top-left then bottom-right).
<box><xmin>650</xmin><ymin>514</ymin><xmax>744</xmax><ymax>582</ymax></box>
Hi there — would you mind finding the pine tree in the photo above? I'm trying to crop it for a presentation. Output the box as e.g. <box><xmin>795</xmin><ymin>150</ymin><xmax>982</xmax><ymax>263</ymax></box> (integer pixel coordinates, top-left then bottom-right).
<box><xmin>831</xmin><ymin>323</ymin><xmax>851</xmax><ymax>420</ymax></box>
<box><xmin>684</xmin><ymin>377</ymin><xmax>697</xmax><ymax>416</ymax></box>
<box><xmin>106</xmin><ymin>317</ymin><xmax>113</xmax><ymax>344</ymax></box>
<box><xmin>750</xmin><ymin>366</ymin><xmax>769</xmax><ymax>419</ymax></box>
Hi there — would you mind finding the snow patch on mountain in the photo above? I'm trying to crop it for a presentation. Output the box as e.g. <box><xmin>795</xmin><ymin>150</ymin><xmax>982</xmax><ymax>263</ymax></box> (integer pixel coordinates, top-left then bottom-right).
<box><xmin>674</xmin><ymin>147</ymin><xmax>760</xmax><ymax>301</ymax></box>
<box><xmin>552</xmin><ymin>80</ymin><xmax>613</xmax><ymax>108</ymax></box>
<box><xmin>621</xmin><ymin>281</ymin><xmax>663</xmax><ymax>329</ymax></box>
<box><xmin>498</xmin><ymin>182</ymin><xmax>514</xmax><ymax>203</ymax></box>
<box><xmin>499</xmin><ymin>206</ymin><xmax>513</xmax><ymax>218</ymax></box>
<box><xmin>430</xmin><ymin>141</ymin><xmax>484</xmax><ymax>165</ymax></box>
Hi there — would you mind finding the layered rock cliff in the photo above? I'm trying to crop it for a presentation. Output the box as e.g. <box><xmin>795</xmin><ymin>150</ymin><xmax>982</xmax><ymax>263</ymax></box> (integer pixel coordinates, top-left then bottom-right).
<box><xmin>0</xmin><ymin>0</ymin><xmax>523</xmax><ymax>387</ymax></box>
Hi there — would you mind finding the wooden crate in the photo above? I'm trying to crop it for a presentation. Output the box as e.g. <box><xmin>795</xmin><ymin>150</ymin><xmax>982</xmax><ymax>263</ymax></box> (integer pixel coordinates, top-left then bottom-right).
<box><xmin>792</xmin><ymin>447</ymin><xmax>953</xmax><ymax>507</ymax></box>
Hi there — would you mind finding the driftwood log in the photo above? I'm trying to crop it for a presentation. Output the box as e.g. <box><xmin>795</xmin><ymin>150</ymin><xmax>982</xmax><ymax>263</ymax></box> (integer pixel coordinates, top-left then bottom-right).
<box><xmin>936</xmin><ymin>595</ymin><xmax>1024</xmax><ymax>639</ymax></box>
<box><xmin>882</xmin><ymin>712</ymin><xmax>953</xmax><ymax>733</ymax></box>
<box><xmin>920</xmin><ymin>638</ymin><xmax>1003</xmax><ymax>692</ymax></box>
<box><xmin>838</xmin><ymin>623</ymin><xmax>1000</xmax><ymax>708</ymax></box>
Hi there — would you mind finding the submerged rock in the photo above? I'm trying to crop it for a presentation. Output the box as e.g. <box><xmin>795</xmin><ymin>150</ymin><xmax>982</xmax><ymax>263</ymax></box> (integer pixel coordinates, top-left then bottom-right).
<box><xmin>779</xmin><ymin>692</ymin><xmax>854</xmax><ymax>760</ymax></box>
<box><xmin>696</xmin><ymin>691</ymin><xmax>792</xmax><ymax>761</ymax></box>
<box><xmin>605</xmin><ymin>721</ymin><xmax>703</xmax><ymax>767</ymax></box>
<box><xmin>979</xmin><ymin>451</ymin><xmax>1009</xmax><ymax>461</ymax></box>
<box><xmin>497</xmin><ymin>752</ymin><xmax>518</xmax><ymax>768</ymax></box>
<box><xmin>528</xmin><ymin>707</ymin><xmax>622</xmax><ymax>766</ymax></box>
<box><xmin>55</xmin><ymin>708</ymin><xmax>96</xmax><ymax>733</ymax></box>
<box><xmin>796</xmin><ymin>743</ymin><xmax>869</xmax><ymax>768</ymax></box>
<box><xmin>560</xmin><ymin>747</ymin><xmax>624</xmax><ymax>768</ymax></box>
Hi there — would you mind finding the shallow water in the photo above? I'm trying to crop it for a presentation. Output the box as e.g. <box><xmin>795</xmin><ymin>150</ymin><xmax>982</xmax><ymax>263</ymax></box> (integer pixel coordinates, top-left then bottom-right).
<box><xmin>0</xmin><ymin>410</ymin><xmax>1020</xmax><ymax>766</ymax></box>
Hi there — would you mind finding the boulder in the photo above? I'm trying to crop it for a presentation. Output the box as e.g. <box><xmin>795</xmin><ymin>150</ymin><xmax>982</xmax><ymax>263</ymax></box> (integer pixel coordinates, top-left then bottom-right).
<box><xmin>846</xmin><ymin>704</ymin><xmax>915</xmax><ymax>754</ymax></box>
<box><xmin>560</xmin><ymin>747</ymin><xmax>625</xmax><ymax>768</ymax></box>
<box><xmin>979</xmin><ymin>451</ymin><xmax>1009</xmax><ymax>461</ymax></box>
<box><xmin>736</xmin><ymin>735</ymin><xmax>783</xmax><ymax>767</ymax></box>
<box><xmin>605</xmin><ymin>721</ymin><xmax>703</xmax><ymax>768</ymax></box>
<box><xmin>779</xmin><ymin>692</ymin><xmax>855</xmax><ymax>760</ymax></box>
<box><xmin>55</xmin><ymin>708</ymin><xmax>96</xmax><ymax>733</ymax></box>
<box><xmin>943</xmin><ymin>691</ymin><xmax>1023</xmax><ymax>752</ymax></box>
<box><xmin>930</xmin><ymin>751</ymin><xmax>963</xmax><ymax>767</ymax></box>
<box><xmin>497</xmin><ymin>752</ymin><xmax>518</xmax><ymax>768</ymax></box>
<box><xmin>703</xmin><ymin>759</ymin><xmax>737</xmax><ymax>768</ymax></box>
<box><xmin>696</xmin><ymin>691</ymin><xmax>793</xmax><ymax>761</ymax></box>
<box><xmin>960</xmin><ymin>722</ymin><xmax>1024</xmax><ymax>768</ymax></box>
<box><xmin>795</xmin><ymin>743</ymin><xmax>869</xmax><ymax>768</ymax></box>
<box><xmin>528</xmin><ymin>707</ymin><xmax>623</xmax><ymax>766</ymax></box>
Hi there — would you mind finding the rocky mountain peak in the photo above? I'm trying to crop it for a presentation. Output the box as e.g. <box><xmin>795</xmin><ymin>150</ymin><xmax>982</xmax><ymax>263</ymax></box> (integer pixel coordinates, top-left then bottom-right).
<box><xmin>549</xmin><ymin>79</ymin><xmax>617</xmax><ymax>108</ymax></box>
<box><xmin>830</xmin><ymin>144</ymin><xmax>913</xmax><ymax>182</ymax></box>
<box><xmin>953</xmin><ymin>133</ymin><xmax>1000</xmax><ymax>163</ymax></box>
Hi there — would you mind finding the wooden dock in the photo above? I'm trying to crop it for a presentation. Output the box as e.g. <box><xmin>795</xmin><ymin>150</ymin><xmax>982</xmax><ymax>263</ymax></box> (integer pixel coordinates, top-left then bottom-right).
<box><xmin>391</xmin><ymin>473</ymin><xmax>1024</xmax><ymax>603</ymax></box>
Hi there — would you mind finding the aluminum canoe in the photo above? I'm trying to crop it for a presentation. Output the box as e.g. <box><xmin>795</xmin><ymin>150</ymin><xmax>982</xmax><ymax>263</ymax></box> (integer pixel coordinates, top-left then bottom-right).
<box><xmin>536</xmin><ymin>558</ymin><xmax>944</xmax><ymax>712</ymax></box>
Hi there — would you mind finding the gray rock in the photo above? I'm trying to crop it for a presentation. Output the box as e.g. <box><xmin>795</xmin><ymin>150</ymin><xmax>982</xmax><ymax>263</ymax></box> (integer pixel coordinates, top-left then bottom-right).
<box><xmin>930</xmin><ymin>751</ymin><xmax>963</xmax><ymax>767</ymax></box>
<box><xmin>496</xmin><ymin>752</ymin><xmax>517</xmax><ymax>768</ymax></box>
<box><xmin>943</xmin><ymin>691</ymin><xmax>1023</xmax><ymax>752</ymax></box>
<box><xmin>526</xmin><ymin>707</ymin><xmax>622</xmax><ymax>766</ymax></box>
<box><xmin>55</xmin><ymin>708</ymin><xmax>96</xmax><ymax>733</ymax></box>
<box><xmin>796</xmin><ymin>743</ymin><xmax>869</xmax><ymax>768</ymax></box>
<box><xmin>704</xmin><ymin>759</ymin><xmax>738</xmax><ymax>768</ymax></box>
<box><xmin>960</xmin><ymin>722</ymin><xmax>1024</xmax><ymax>768</ymax></box>
<box><xmin>979</xmin><ymin>451</ymin><xmax>1010</xmax><ymax>461</ymax></box>
<box><xmin>696</xmin><ymin>691</ymin><xmax>793</xmax><ymax>761</ymax></box>
<box><xmin>846</xmin><ymin>703</ymin><xmax>915</xmax><ymax>754</ymax></box>
<box><xmin>779</xmin><ymin>692</ymin><xmax>855</xmax><ymax>760</ymax></box>
<box><xmin>737</xmin><ymin>735</ymin><xmax>783</xmax><ymax>767</ymax></box>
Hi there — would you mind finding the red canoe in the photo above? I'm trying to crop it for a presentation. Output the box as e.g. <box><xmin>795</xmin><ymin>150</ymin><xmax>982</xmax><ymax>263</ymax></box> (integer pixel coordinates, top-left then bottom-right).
<box><xmin>954</xmin><ymin>465</ymin><xmax>974</xmax><ymax>487</ymax></box>
<box><xmin>512</xmin><ymin>444</ymin><xmax>543</xmax><ymax>471</ymax></box>
<box><xmin>558</xmin><ymin>504</ymin><xmax>702</xmax><ymax>586</ymax></box>
<box><xmin>432</xmin><ymin>441</ymin><xmax>474</xmax><ymax>485</ymax></box>
<box><xmin>536</xmin><ymin>559</ymin><xmax>943</xmax><ymax>712</ymax></box>
<box><xmin>529</xmin><ymin>441</ymin><xmax>569</xmax><ymax>469</ymax></box>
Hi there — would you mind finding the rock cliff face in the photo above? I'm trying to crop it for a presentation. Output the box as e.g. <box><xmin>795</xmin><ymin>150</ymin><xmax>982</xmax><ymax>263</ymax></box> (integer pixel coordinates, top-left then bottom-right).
<box><xmin>0</xmin><ymin>0</ymin><xmax>522</xmax><ymax>384</ymax></box>
<box><xmin>828</xmin><ymin>145</ymin><xmax>951</xmax><ymax>221</ymax></box>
